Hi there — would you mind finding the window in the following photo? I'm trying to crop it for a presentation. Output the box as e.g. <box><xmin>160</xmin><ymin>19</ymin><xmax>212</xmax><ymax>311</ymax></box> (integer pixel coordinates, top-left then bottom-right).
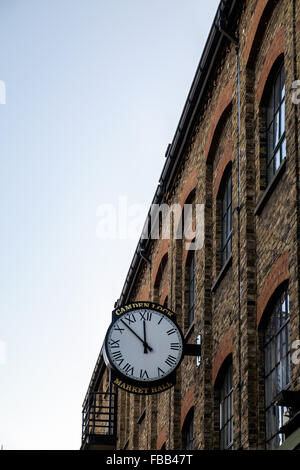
<box><xmin>182</xmin><ymin>409</ymin><xmax>194</xmax><ymax>450</ymax></box>
<box><xmin>186</xmin><ymin>252</ymin><xmax>195</xmax><ymax>327</ymax></box>
<box><xmin>264</xmin><ymin>289</ymin><xmax>290</xmax><ymax>450</ymax></box>
<box><xmin>221</xmin><ymin>171</ymin><xmax>232</xmax><ymax>267</ymax></box>
<box><xmin>266</xmin><ymin>61</ymin><xmax>286</xmax><ymax>183</ymax></box>
<box><xmin>219</xmin><ymin>361</ymin><xmax>234</xmax><ymax>450</ymax></box>
<box><xmin>154</xmin><ymin>254</ymin><xmax>168</xmax><ymax>304</ymax></box>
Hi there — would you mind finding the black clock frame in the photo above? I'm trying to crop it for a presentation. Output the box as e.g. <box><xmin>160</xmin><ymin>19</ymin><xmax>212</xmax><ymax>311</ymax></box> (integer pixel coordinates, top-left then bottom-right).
<box><xmin>103</xmin><ymin>301</ymin><xmax>185</xmax><ymax>395</ymax></box>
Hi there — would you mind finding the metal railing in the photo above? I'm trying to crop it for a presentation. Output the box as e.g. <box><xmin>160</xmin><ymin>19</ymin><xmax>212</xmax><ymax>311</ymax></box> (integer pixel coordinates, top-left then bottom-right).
<box><xmin>82</xmin><ymin>391</ymin><xmax>117</xmax><ymax>447</ymax></box>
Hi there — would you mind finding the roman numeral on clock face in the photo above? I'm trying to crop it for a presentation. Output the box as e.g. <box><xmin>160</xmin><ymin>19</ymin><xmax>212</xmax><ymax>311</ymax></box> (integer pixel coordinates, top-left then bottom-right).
<box><xmin>140</xmin><ymin>369</ymin><xmax>149</xmax><ymax>379</ymax></box>
<box><xmin>166</xmin><ymin>328</ymin><xmax>176</xmax><ymax>336</ymax></box>
<box><xmin>165</xmin><ymin>355</ymin><xmax>177</xmax><ymax>367</ymax></box>
<box><xmin>170</xmin><ymin>343</ymin><xmax>180</xmax><ymax>350</ymax></box>
<box><xmin>112</xmin><ymin>351</ymin><xmax>123</xmax><ymax>361</ymax></box>
<box><xmin>139</xmin><ymin>311</ymin><xmax>152</xmax><ymax>321</ymax></box>
<box><xmin>114</xmin><ymin>325</ymin><xmax>125</xmax><ymax>334</ymax></box>
<box><xmin>157</xmin><ymin>367</ymin><xmax>165</xmax><ymax>377</ymax></box>
<box><xmin>123</xmin><ymin>363</ymin><xmax>134</xmax><ymax>375</ymax></box>
<box><xmin>109</xmin><ymin>339</ymin><xmax>120</xmax><ymax>349</ymax></box>
<box><xmin>112</xmin><ymin>350</ymin><xmax>124</xmax><ymax>366</ymax></box>
<box><xmin>124</xmin><ymin>313</ymin><xmax>136</xmax><ymax>324</ymax></box>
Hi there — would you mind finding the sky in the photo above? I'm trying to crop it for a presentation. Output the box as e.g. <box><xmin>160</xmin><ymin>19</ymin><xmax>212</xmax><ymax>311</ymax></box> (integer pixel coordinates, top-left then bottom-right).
<box><xmin>0</xmin><ymin>0</ymin><xmax>219</xmax><ymax>450</ymax></box>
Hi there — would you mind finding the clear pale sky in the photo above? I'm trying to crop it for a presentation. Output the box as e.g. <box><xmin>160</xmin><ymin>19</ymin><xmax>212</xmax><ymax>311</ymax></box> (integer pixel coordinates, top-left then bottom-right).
<box><xmin>0</xmin><ymin>0</ymin><xmax>219</xmax><ymax>449</ymax></box>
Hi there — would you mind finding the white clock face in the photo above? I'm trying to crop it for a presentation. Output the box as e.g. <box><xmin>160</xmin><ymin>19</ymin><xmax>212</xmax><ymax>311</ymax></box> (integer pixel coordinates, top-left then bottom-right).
<box><xmin>106</xmin><ymin>309</ymin><xmax>183</xmax><ymax>382</ymax></box>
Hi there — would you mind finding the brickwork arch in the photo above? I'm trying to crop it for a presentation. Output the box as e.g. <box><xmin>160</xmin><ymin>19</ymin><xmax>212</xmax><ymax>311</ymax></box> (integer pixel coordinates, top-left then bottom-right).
<box><xmin>256</xmin><ymin>28</ymin><xmax>285</xmax><ymax>105</ymax></box>
<box><xmin>204</xmin><ymin>80</ymin><xmax>233</xmax><ymax>164</ymax></box>
<box><xmin>174</xmin><ymin>175</ymin><xmax>197</xmax><ymax>241</ymax></box>
<box><xmin>180</xmin><ymin>386</ymin><xmax>195</xmax><ymax>430</ymax></box>
<box><xmin>257</xmin><ymin>252</ymin><xmax>289</xmax><ymax>327</ymax></box>
<box><xmin>160</xmin><ymin>280</ymin><xmax>168</xmax><ymax>306</ymax></box>
<box><xmin>152</xmin><ymin>241</ymin><xmax>169</xmax><ymax>289</ymax></box>
<box><xmin>212</xmin><ymin>330</ymin><xmax>233</xmax><ymax>386</ymax></box>
<box><xmin>244</xmin><ymin>0</ymin><xmax>280</xmax><ymax>68</ymax></box>
<box><xmin>179</xmin><ymin>169</ymin><xmax>198</xmax><ymax>209</ymax></box>
<box><xmin>214</xmin><ymin>140</ymin><xmax>233</xmax><ymax>198</ymax></box>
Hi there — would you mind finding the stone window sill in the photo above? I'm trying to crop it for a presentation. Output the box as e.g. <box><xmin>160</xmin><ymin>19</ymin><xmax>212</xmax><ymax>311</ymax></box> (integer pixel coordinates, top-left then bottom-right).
<box><xmin>211</xmin><ymin>255</ymin><xmax>232</xmax><ymax>293</ymax></box>
<box><xmin>254</xmin><ymin>158</ymin><xmax>287</xmax><ymax>216</ymax></box>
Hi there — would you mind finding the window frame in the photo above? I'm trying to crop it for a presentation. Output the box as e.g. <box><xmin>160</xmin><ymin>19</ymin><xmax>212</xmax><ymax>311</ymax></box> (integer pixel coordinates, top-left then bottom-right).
<box><xmin>219</xmin><ymin>168</ymin><xmax>232</xmax><ymax>268</ymax></box>
<box><xmin>265</xmin><ymin>60</ymin><xmax>286</xmax><ymax>184</ymax></box>
<box><xmin>263</xmin><ymin>288</ymin><xmax>290</xmax><ymax>450</ymax></box>
<box><xmin>218</xmin><ymin>361</ymin><xmax>234</xmax><ymax>450</ymax></box>
<box><xmin>182</xmin><ymin>408</ymin><xmax>194</xmax><ymax>450</ymax></box>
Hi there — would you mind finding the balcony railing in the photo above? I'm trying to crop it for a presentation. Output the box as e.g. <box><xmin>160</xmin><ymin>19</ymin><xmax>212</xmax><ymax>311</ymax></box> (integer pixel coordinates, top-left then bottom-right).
<box><xmin>81</xmin><ymin>391</ymin><xmax>117</xmax><ymax>449</ymax></box>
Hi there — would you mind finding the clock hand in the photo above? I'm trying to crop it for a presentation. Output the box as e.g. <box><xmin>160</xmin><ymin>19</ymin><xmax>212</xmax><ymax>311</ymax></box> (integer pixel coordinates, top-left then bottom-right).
<box><xmin>143</xmin><ymin>321</ymin><xmax>148</xmax><ymax>354</ymax></box>
<box><xmin>121</xmin><ymin>319</ymin><xmax>153</xmax><ymax>352</ymax></box>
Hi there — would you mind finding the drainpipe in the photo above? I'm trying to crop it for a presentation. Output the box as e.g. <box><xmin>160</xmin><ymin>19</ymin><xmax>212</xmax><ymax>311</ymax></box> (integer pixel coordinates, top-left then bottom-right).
<box><xmin>217</xmin><ymin>7</ymin><xmax>243</xmax><ymax>450</ymax></box>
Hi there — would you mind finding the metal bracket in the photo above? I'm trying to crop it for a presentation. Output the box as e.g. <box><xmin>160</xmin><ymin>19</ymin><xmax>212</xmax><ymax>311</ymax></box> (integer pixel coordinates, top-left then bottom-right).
<box><xmin>184</xmin><ymin>343</ymin><xmax>201</xmax><ymax>357</ymax></box>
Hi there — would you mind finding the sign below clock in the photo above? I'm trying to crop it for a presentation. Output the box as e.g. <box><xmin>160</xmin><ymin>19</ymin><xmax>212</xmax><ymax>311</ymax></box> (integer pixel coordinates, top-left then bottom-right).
<box><xmin>103</xmin><ymin>302</ymin><xmax>184</xmax><ymax>395</ymax></box>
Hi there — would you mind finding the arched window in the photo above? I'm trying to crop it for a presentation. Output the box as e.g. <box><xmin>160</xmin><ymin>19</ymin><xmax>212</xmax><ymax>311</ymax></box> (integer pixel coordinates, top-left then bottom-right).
<box><xmin>218</xmin><ymin>360</ymin><xmax>234</xmax><ymax>450</ymax></box>
<box><xmin>182</xmin><ymin>408</ymin><xmax>194</xmax><ymax>450</ymax></box>
<box><xmin>266</xmin><ymin>60</ymin><xmax>286</xmax><ymax>183</ymax></box>
<box><xmin>263</xmin><ymin>288</ymin><xmax>290</xmax><ymax>449</ymax></box>
<box><xmin>219</xmin><ymin>168</ymin><xmax>232</xmax><ymax>267</ymax></box>
<box><xmin>153</xmin><ymin>254</ymin><xmax>168</xmax><ymax>304</ymax></box>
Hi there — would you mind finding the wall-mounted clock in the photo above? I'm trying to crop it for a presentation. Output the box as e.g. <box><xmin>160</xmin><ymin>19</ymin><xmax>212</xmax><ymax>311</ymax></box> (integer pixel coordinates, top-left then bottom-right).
<box><xmin>103</xmin><ymin>302</ymin><xmax>185</xmax><ymax>394</ymax></box>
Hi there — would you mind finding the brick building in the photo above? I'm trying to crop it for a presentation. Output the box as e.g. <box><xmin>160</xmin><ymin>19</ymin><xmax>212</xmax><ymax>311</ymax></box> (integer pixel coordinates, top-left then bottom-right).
<box><xmin>81</xmin><ymin>0</ymin><xmax>300</xmax><ymax>451</ymax></box>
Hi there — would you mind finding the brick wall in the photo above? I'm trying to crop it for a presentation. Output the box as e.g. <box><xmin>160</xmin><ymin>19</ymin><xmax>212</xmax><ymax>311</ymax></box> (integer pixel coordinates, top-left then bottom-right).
<box><xmin>92</xmin><ymin>0</ymin><xmax>300</xmax><ymax>451</ymax></box>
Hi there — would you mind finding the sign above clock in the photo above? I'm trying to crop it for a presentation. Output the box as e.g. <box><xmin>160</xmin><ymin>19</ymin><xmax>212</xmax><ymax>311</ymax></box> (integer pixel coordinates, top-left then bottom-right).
<box><xmin>103</xmin><ymin>302</ymin><xmax>185</xmax><ymax>395</ymax></box>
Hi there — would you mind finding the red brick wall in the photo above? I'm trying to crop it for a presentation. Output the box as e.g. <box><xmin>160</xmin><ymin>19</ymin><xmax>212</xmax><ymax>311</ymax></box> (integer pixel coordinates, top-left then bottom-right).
<box><xmin>257</xmin><ymin>252</ymin><xmax>289</xmax><ymax>326</ymax></box>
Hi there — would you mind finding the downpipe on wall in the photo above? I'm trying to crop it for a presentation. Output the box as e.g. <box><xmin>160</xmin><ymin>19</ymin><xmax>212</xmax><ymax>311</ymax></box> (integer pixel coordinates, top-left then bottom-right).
<box><xmin>217</xmin><ymin>18</ymin><xmax>243</xmax><ymax>450</ymax></box>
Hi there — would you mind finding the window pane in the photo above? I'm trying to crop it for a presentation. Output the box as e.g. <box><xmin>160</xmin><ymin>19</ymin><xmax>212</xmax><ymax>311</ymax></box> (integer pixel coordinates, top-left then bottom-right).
<box><xmin>182</xmin><ymin>411</ymin><xmax>194</xmax><ymax>450</ymax></box>
<box><xmin>274</xmin><ymin>149</ymin><xmax>281</xmax><ymax>173</ymax></box>
<box><xmin>266</xmin><ymin>63</ymin><xmax>285</xmax><ymax>185</ymax></box>
<box><xmin>281</xmin><ymin>68</ymin><xmax>285</xmax><ymax>100</ymax></box>
<box><xmin>273</xmin><ymin>111</ymin><xmax>280</xmax><ymax>148</ymax></box>
<box><xmin>219</xmin><ymin>363</ymin><xmax>234</xmax><ymax>450</ymax></box>
<box><xmin>280</xmin><ymin>101</ymin><xmax>285</xmax><ymax>137</ymax></box>
<box><xmin>281</xmin><ymin>138</ymin><xmax>286</xmax><ymax>160</ymax></box>
<box><xmin>267</xmin><ymin>97</ymin><xmax>273</xmax><ymax>126</ymax></box>
<box><xmin>264</xmin><ymin>290</ymin><xmax>290</xmax><ymax>449</ymax></box>
<box><xmin>275</xmin><ymin>72</ymin><xmax>281</xmax><ymax>111</ymax></box>
<box><xmin>221</xmin><ymin>172</ymin><xmax>232</xmax><ymax>266</ymax></box>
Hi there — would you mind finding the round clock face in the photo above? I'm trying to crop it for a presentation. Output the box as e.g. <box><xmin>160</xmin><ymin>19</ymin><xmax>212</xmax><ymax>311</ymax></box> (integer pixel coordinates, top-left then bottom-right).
<box><xmin>105</xmin><ymin>308</ymin><xmax>183</xmax><ymax>383</ymax></box>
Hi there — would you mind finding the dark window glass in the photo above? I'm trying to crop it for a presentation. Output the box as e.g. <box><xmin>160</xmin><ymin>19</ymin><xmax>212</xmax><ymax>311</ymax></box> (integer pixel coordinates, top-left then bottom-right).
<box><xmin>264</xmin><ymin>290</ymin><xmax>290</xmax><ymax>450</ymax></box>
<box><xmin>219</xmin><ymin>362</ymin><xmax>234</xmax><ymax>450</ymax></box>
<box><xmin>187</xmin><ymin>253</ymin><xmax>195</xmax><ymax>326</ymax></box>
<box><xmin>182</xmin><ymin>409</ymin><xmax>194</xmax><ymax>450</ymax></box>
<box><xmin>221</xmin><ymin>172</ymin><xmax>232</xmax><ymax>266</ymax></box>
<box><xmin>266</xmin><ymin>63</ymin><xmax>286</xmax><ymax>183</ymax></box>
